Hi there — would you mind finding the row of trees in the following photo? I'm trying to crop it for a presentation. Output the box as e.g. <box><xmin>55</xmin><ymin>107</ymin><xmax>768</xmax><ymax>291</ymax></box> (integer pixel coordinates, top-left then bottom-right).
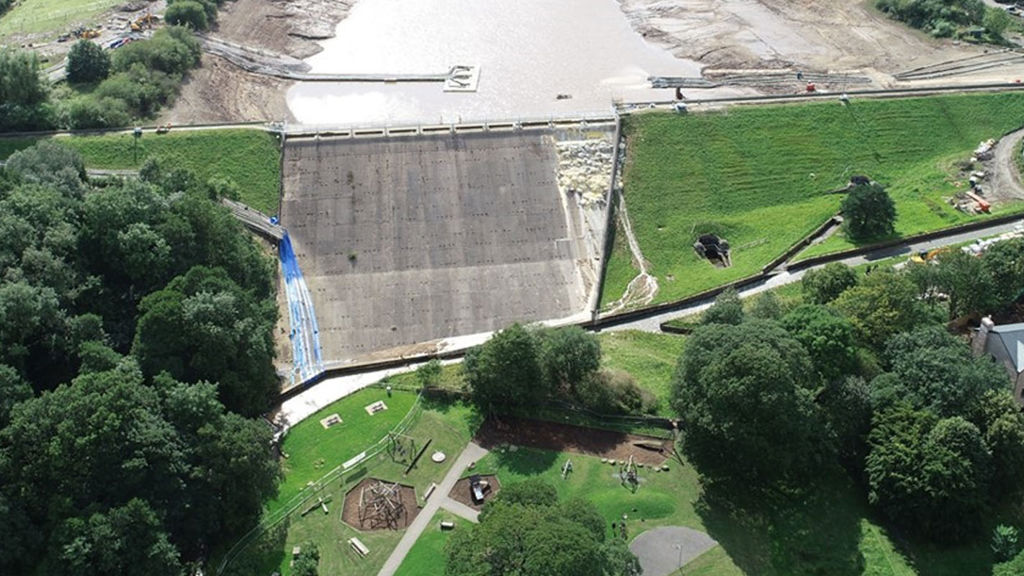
<box><xmin>464</xmin><ymin>324</ymin><xmax>657</xmax><ymax>416</ymax></box>
<box><xmin>674</xmin><ymin>250</ymin><xmax>1024</xmax><ymax>548</ymax></box>
<box><xmin>446</xmin><ymin>478</ymin><xmax>640</xmax><ymax>576</ymax></box>
<box><xmin>876</xmin><ymin>0</ymin><xmax>1011</xmax><ymax>39</ymax></box>
<box><xmin>0</xmin><ymin>142</ymin><xmax>281</xmax><ymax>574</ymax></box>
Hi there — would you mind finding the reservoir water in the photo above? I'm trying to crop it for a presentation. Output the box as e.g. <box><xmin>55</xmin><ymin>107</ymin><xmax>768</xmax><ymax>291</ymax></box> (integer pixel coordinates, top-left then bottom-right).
<box><xmin>286</xmin><ymin>0</ymin><xmax>702</xmax><ymax>126</ymax></box>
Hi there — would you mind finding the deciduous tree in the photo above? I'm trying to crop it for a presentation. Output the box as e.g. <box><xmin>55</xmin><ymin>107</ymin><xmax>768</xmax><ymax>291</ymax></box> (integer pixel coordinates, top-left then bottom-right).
<box><xmin>841</xmin><ymin>182</ymin><xmax>896</xmax><ymax>242</ymax></box>
<box><xmin>671</xmin><ymin>321</ymin><xmax>828</xmax><ymax>486</ymax></box>
<box><xmin>66</xmin><ymin>40</ymin><xmax>111</xmax><ymax>84</ymax></box>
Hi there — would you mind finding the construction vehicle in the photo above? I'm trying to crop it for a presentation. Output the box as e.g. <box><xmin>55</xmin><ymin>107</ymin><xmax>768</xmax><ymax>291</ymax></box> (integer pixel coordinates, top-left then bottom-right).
<box><xmin>910</xmin><ymin>247</ymin><xmax>949</xmax><ymax>265</ymax></box>
<box><xmin>130</xmin><ymin>13</ymin><xmax>159</xmax><ymax>32</ymax></box>
<box><xmin>72</xmin><ymin>26</ymin><xmax>101</xmax><ymax>39</ymax></box>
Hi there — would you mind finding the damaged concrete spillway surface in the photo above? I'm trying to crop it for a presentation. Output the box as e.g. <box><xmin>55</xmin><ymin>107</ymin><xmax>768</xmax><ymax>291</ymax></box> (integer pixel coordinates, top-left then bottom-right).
<box><xmin>281</xmin><ymin>130</ymin><xmax>608</xmax><ymax>363</ymax></box>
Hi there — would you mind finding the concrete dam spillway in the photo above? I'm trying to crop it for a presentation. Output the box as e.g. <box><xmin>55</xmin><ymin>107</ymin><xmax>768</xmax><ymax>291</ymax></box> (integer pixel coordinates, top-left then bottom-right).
<box><xmin>280</xmin><ymin>130</ymin><xmax>604</xmax><ymax>363</ymax></box>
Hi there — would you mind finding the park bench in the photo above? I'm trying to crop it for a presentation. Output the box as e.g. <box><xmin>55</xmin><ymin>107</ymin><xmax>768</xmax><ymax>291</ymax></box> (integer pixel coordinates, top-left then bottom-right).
<box><xmin>349</xmin><ymin>537</ymin><xmax>370</xmax><ymax>557</ymax></box>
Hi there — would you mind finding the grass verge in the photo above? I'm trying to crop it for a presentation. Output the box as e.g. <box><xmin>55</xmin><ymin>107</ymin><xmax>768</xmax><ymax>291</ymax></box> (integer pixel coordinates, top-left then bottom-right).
<box><xmin>604</xmin><ymin>92</ymin><xmax>1024</xmax><ymax>306</ymax></box>
<box><xmin>394</xmin><ymin>512</ymin><xmax>473</xmax><ymax>576</ymax></box>
<box><xmin>598</xmin><ymin>330</ymin><xmax>686</xmax><ymax>416</ymax></box>
<box><xmin>0</xmin><ymin>129</ymin><xmax>282</xmax><ymax>214</ymax></box>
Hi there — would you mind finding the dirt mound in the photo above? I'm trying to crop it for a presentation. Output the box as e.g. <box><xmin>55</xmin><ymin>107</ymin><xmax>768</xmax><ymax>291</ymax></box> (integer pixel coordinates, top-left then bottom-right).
<box><xmin>475</xmin><ymin>416</ymin><xmax>673</xmax><ymax>467</ymax></box>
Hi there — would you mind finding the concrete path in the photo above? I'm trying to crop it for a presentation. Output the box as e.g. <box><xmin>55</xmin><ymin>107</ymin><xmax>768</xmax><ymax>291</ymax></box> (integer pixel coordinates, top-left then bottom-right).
<box><xmin>629</xmin><ymin>526</ymin><xmax>718</xmax><ymax>576</ymax></box>
<box><xmin>377</xmin><ymin>442</ymin><xmax>489</xmax><ymax>576</ymax></box>
<box><xmin>606</xmin><ymin>218</ymin><xmax>1024</xmax><ymax>333</ymax></box>
<box><xmin>440</xmin><ymin>498</ymin><xmax>481</xmax><ymax>523</ymax></box>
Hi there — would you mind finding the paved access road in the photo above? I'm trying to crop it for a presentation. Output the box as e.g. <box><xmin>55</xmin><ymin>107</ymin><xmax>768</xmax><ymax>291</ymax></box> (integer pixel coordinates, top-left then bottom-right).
<box><xmin>376</xmin><ymin>442</ymin><xmax>489</xmax><ymax>576</ymax></box>
<box><xmin>605</xmin><ymin>218</ymin><xmax>1024</xmax><ymax>333</ymax></box>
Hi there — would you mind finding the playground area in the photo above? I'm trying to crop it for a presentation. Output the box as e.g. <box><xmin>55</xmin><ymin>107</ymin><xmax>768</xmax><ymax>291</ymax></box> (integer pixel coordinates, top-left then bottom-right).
<box><xmin>341</xmin><ymin>478</ymin><xmax>420</xmax><ymax>531</ymax></box>
<box><xmin>475</xmin><ymin>415</ymin><xmax>674</xmax><ymax>467</ymax></box>
<box><xmin>279</xmin><ymin>130</ymin><xmax>596</xmax><ymax>363</ymax></box>
<box><xmin>448</xmin><ymin>474</ymin><xmax>501</xmax><ymax>511</ymax></box>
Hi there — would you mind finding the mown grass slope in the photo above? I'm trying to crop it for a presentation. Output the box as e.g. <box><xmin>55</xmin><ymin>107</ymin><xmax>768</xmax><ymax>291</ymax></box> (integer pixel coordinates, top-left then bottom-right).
<box><xmin>0</xmin><ymin>0</ymin><xmax>122</xmax><ymax>38</ymax></box>
<box><xmin>0</xmin><ymin>129</ymin><xmax>281</xmax><ymax>214</ymax></box>
<box><xmin>602</xmin><ymin>92</ymin><xmax>1024</xmax><ymax>306</ymax></box>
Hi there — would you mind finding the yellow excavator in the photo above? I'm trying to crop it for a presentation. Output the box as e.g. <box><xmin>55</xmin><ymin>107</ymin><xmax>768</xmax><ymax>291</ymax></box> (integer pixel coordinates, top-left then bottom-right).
<box><xmin>130</xmin><ymin>13</ymin><xmax>159</xmax><ymax>32</ymax></box>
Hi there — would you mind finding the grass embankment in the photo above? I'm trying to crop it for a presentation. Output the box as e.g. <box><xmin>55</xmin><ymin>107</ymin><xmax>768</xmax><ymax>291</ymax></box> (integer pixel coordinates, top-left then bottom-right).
<box><xmin>0</xmin><ymin>129</ymin><xmax>282</xmax><ymax>214</ymax></box>
<box><xmin>0</xmin><ymin>0</ymin><xmax>121</xmax><ymax>39</ymax></box>
<box><xmin>394</xmin><ymin>512</ymin><xmax>472</xmax><ymax>576</ymax></box>
<box><xmin>598</xmin><ymin>331</ymin><xmax>685</xmax><ymax>416</ymax></box>
<box><xmin>601</xmin><ymin>93</ymin><xmax>1024</xmax><ymax>307</ymax></box>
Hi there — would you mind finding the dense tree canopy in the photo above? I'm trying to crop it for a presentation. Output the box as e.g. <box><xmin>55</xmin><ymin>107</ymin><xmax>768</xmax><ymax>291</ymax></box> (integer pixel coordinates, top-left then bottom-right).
<box><xmin>0</xmin><ymin>142</ymin><xmax>280</xmax><ymax>572</ymax></box>
<box><xmin>446</xmin><ymin>479</ymin><xmax>638</xmax><ymax>576</ymax></box>
<box><xmin>801</xmin><ymin>262</ymin><xmax>859</xmax><ymax>305</ymax></box>
<box><xmin>537</xmin><ymin>325</ymin><xmax>601</xmax><ymax>396</ymax></box>
<box><xmin>866</xmin><ymin>406</ymin><xmax>990</xmax><ymax>541</ymax></box>
<box><xmin>0</xmin><ymin>48</ymin><xmax>51</xmax><ymax>132</ymax></box>
<box><xmin>465</xmin><ymin>323</ymin><xmax>545</xmax><ymax>414</ymax></box>
<box><xmin>671</xmin><ymin>320</ymin><xmax>829</xmax><ymax>486</ymax></box>
<box><xmin>876</xmin><ymin>327</ymin><xmax>1007</xmax><ymax>417</ymax></box>
<box><xmin>833</xmin><ymin>270</ymin><xmax>924</xmax><ymax>349</ymax></box>
<box><xmin>781</xmin><ymin>304</ymin><xmax>859</xmax><ymax>382</ymax></box>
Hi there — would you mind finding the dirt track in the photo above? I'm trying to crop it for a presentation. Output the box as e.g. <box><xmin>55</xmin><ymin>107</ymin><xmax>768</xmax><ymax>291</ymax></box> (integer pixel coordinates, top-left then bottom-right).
<box><xmin>475</xmin><ymin>416</ymin><xmax>674</xmax><ymax>467</ymax></box>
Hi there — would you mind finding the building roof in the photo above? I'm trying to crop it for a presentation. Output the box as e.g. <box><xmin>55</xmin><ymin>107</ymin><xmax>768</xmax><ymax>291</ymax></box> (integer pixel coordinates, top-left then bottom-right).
<box><xmin>985</xmin><ymin>323</ymin><xmax>1024</xmax><ymax>374</ymax></box>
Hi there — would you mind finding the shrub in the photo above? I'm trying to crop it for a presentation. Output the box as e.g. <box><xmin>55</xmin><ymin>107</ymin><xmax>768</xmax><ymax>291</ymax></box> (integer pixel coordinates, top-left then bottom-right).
<box><xmin>113</xmin><ymin>27</ymin><xmax>201</xmax><ymax>76</ymax></box>
<box><xmin>994</xmin><ymin>525</ymin><xmax>1021</xmax><ymax>563</ymax></box>
<box><xmin>165</xmin><ymin>1</ymin><xmax>209</xmax><ymax>30</ymax></box>
<box><xmin>701</xmin><ymin>288</ymin><xmax>744</xmax><ymax>325</ymax></box>
<box><xmin>580</xmin><ymin>369</ymin><xmax>657</xmax><ymax>415</ymax></box>
<box><xmin>63</xmin><ymin>95</ymin><xmax>131</xmax><ymax>129</ymax></box>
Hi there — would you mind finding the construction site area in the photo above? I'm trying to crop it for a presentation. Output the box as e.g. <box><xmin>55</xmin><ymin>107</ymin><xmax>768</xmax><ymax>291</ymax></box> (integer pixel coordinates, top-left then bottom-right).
<box><xmin>279</xmin><ymin>127</ymin><xmax>611</xmax><ymax>363</ymax></box>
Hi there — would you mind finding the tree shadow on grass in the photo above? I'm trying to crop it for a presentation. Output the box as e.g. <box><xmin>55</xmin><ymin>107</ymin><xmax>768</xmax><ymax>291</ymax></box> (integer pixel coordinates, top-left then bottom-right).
<box><xmin>888</xmin><ymin>522</ymin><xmax>994</xmax><ymax>576</ymax></box>
<box><xmin>488</xmin><ymin>447</ymin><xmax>560</xmax><ymax>477</ymax></box>
<box><xmin>222</xmin><ymin>517</ymin><xmax>289</xmax><ymax>576</ymax></box>
<box><xmin>695</xmin><ymin>469</ymin><xmax>867</xmax><ymax>576</ymax></box>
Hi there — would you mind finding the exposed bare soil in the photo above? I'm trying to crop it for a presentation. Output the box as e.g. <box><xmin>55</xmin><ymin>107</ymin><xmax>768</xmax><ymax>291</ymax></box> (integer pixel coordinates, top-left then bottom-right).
<box><xmin>163</xmin><ymin>0</ymin><xmax>352</xmax><ymax>123</ymax></box>
<box><xmin>475</xmin><ymin>416</ymin><xmax>674</xmax><ymax>467</ymax></box>
<box><xmin>448</xmin><ymin>475</ymin><xmax>501</xmax><ymax>511</ymax></box>
<box><xmin>617</xmin><ymin>0</ymin><xmax>1020</xmax><ymax>84</ymax></box>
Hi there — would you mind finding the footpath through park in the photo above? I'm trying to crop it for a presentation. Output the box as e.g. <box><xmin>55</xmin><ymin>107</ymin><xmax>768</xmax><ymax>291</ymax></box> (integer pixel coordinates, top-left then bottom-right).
<box><xmin>377</xmin><ymin>442</ymin><xmax>490</xmax><ymax>576</ymax></box>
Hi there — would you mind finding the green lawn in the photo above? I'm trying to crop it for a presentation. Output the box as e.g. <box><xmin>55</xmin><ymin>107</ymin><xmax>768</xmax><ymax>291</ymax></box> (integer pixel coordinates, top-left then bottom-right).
<box><xmin>0</xmin><ymin>129</ymin><xmax>282</xmax><ymax>214</ymax></box>
<box><xmin>0</xmin><ymin>0</ymin><xmax>121</xmax><ymax>39</ymax></box>
<box><xmin>270</xmin><ymin>386</ymin><xmax>418</xmax><ymax>515</ymax></box>
<box><xmin>598</xmin><ymin>330</ymin><xmax>686</xmax><ymax>416</ymax></box>
<box><xmin>394</xmin><ymin>512</ymin><xmax>472</xmax><ymax>576</ymax></box>
<box><xmin>472</xmin><ymin>447</ymin><xmax>928</xmax><ymax>576</ymax></box>
<box><xmin>231</xmin><ymin>393</ymin><xmax>480</xmax><ymax>576</ymax></box>
<box><xmin>602</xmin><ymin>93</ymin><xmax>1024</xmax><ymax>307</ymax></box>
